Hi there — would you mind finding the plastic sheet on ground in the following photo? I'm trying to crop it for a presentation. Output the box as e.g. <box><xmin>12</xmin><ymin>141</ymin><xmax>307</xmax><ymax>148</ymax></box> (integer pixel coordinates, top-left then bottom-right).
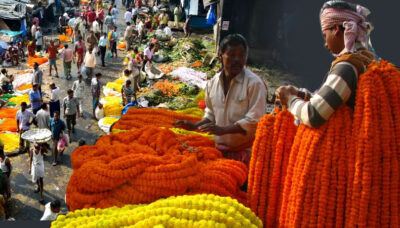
<box><xmin>170</xmin><ymin>67</ymin><xmax>207</xmax><ymax>89</ymax></box>
<box><xmin>145</xmin><ymin>62</ymin><xmax>166</xmax><ymax>80</ymax></box>
<box><xmin>102</xmin><ymin>87</ymin><xmax>121</xmax><ymax>97</ymax></box>
<box><xmin>13</xmin><ymin>73</ymin><xmax>33</xmax><ymax>89</ymax></box>
<box><xmin>98</xmin><ymin>117</ymin><xmax>119</xmax><ymax>134</ymax></box>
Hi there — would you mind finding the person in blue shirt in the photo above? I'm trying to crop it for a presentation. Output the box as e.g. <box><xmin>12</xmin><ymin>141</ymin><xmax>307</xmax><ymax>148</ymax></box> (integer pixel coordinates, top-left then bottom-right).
<box><xmin>48</xmin><ymin>111</ymin><xmax>66</xmax><ymax>166</ymax></box>
<box><xmin>29</xmin><ymin>84</ymin><xmax>42</xmax><ymax>114</ymax></box>
<box><xmin>98</xmin><ymin>33</ymin><xmax>110</xmax><ymax>67</ymax></box>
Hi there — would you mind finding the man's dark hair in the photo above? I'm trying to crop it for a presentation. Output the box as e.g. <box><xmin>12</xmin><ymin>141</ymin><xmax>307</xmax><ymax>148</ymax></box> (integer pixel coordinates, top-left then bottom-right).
<box><xmin>127</xmin><ymin>22</ymin><xmax>131</xmax><ymax>26</ymax></box>
<box><xmin>134</xmin><ymin>47</ymin><xmax>138</xmax><ymax>52</ymax></box>
<box><xmin>219</xmin><ymin>34</ymin><xmax>248</xmax><ymax>54</ymax></box>
<box><xmin>1</xmin><ymin>69</ymin><xmax>6</xmax><ymax>74</ymax></box>
<box><xmin>65</xmin><ymin>44</ymin><xmax>68</xmax><ymax>49</ymax></box>
<box><xmin>95</xmin><ymin>73</ymin><xmax>102</xmax><ymax>77</ymax></box>
<box><xmin>78</xmin><ymin>139</ymin><xmax>86</xmax><ymax>146</ymax></box>
<box><xmin>124</xmin><ymin>69</ymin><xmax>130</xmax><ymax>75</ymax></box>
<box><xmin>34</xmin><ymin>62</ymin><xmax>39</xmax><ymax>67</ymax></box>
<box><xmin>321</xmin><ymin>1</ymin><xmax>357</xmax><ymax>13</ymax></box>
<box><xmin>50</xmin><ymin>200</ymin><xmax>61</xmax><ymax>209</ymax></box>
<box><xmin>67</xmin><ymin>89</ymin><xmax>73</xmax><ymax>94</ymax></box>
<box><xmin>149</xmin><ymin>43</ymin><xmax>155</xmax><ymax>48</ymax></box>
<box><xmin>126</xmin><ymin>79</ymin><xmax>131</xmax><ymax>84</ymax></box>
<box><xmin>21</xmin><ymin>102</ymin><xmax>27</xmax><ymax>107</ymax></box>
<box><xmin>41</xmin><ymin>103</ymin><xmax>47</xmax><ymax>110</ymax></box>
<box><xmin>54</xmin><ymin>111</ymin><xmax>60</xmax><ymax>116</ymax></box>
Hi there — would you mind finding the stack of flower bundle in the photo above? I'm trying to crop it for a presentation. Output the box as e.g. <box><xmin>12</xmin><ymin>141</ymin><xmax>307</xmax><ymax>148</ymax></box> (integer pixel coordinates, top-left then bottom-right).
<box><xmin>0</xmin><ymin>118</ymin><xmax>17</xmax><ymax>132</ymax></box>
<box><xmin>103</xmin><ymin>101</ymin><xmax>124</xmax><ymax>117</ymax></box>
<box><xmin>27</xmin><ymin>55</ymin><xmax>48</xmax><ymax>67</ymax></box>
<box><xmin>54</xmin><ymin>194</ymin><xmax>263</xmax><ymax>228</ymax></box>
<box><xmin>67</xmin><ymin>126</ymin><xmax>248</xmax><ymax>211</ymax></box>
<box><xmin>168</xmin><ymin>127</ymin><xmax>213</xmax><ymax>140</ymax></box>
<box><xmin>0</xmin><ymin>108</ymin><xmax>18</xmax><ymax>119</ymax></box>
<box><xmin>17</xmin><ymin>84</ymin><xmax>32</xmax><ymax>92</ymax></box>
<box><xmin>247</xmin><ymin>109</ymin><xmax>297</xmax><ymax>226</ymax></box>
<box><xmin>175</xmin><ymin>107</ymin><xmax>204</xmax><ymax>118</ymax></box>
<box><xmin>0</xmin><ymin>133</ymin><xmax>19</xmax><ymax>153</ymax></box>
<box><xmin>105</xmin><ymin>82</ymin><xmax>123</xmax><ymax>93</ymax></box>
<box><xmin>9</xmin><ymin>95</ymin><xmax>30</xmax><ymax>105</ymax></box>
<box><xmin>275</xmin><ymin>60</ymin><xmax>400</xmax><ymax>227</ymax></box>
<box><xmin>112</xmin><ymin>108</ymin><xmax>201</xmax><ymax>132</ymax></box>
<box><xmin>152</xmin><ymin>80</ymin><xmax>183</xmax><ymax>98</ymax></box>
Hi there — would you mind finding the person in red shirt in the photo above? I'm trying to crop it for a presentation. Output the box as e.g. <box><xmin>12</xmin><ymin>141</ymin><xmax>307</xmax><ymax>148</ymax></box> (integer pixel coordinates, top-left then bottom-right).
<box><xmin>47</xmin><ymin>41</ymin><xmax>59</xmax><ymax>77</ymax></box>
<box><xmin>74</xmin><ymin>36</ymin><xmax>86</xmax><ymax>74</ymax></box>
<box><xmin>97</xmin><ymin>7</ymin><xmax>105</xmax><ymax>32</ymax></box>
<box><xmin>87</xmin><ymin>9</ymin><xmax>97</xmax><ymax>28</ymax></box>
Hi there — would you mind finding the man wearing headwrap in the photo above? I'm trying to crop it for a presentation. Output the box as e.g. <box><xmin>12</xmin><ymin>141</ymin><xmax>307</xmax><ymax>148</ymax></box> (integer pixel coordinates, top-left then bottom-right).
<box><xmin>275</xmin><ymin>1</ymin><xmax>376</xmax><ymax>127</ymax></box>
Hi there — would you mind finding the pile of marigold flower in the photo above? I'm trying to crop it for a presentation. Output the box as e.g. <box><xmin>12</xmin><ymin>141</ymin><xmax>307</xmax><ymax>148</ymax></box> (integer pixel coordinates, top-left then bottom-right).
<box><xmin>54</xmin><ymin>194</ymin><xmax>263</xmax><ymax>228</ymax></box>
<box><xmin>112</xmin><ymin>108</ymin><xmax>201</xmax><ymax>132</ymax></box>
<box><xmin>152</xmin><ymin>80</ymin><xmax>183</xmax><ymax>98</ymax></box>
<box><xmin>66</xmin><ymin>126</ymin><xmax>248</xmax><ymax>211</ymax></box>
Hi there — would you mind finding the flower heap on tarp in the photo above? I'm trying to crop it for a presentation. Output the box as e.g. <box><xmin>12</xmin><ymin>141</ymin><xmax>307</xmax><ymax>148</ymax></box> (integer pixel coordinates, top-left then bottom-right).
<box><xmin>247</xmin><ymin>60</ymin><xmax>400</xmax><ymax>227</ymax></box>
<box><xmin>66</xmin><ymin>126</ymin><xmax>248</xmax><ymax>210</ymax></box>
<box><xmin>54</xmin><ymin>194</ymin><xmax>263</xmax><ymax>228</ymax></box>
<box><xmin>0</xmin><ymin>107</ymin><xmax>20</xmax><ymax>153</ymax></box>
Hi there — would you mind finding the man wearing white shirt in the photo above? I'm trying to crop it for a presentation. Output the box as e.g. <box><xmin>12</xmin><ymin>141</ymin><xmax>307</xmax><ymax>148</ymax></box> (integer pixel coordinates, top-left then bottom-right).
<box><xmin>143</xmin><ymin>43</ymin><xmax>155</xmax><ymax>70</ymax></box>
<box><xmin>35</xmin><ymin>27</ymin><xmax>44</xmax><ymax>52</ymax></box>
<box><xmin>83</xmin><ymin>47</ymin><xmax>97</xmax><ymax>79</ymax></box>
<box><xmin>35</xmin><ymin>103</ymin><xmax>50</xmax><ymax>129</ymax></box>
<box><xmin>92</xmin><ymin>19</ymin><xmax>101</xmax><ymax>40</ymax></box>
<box><xmin>72</xmin><ymin>75</ymin><xmax>85</xmax><ymax>116</ymax></box>
<box><xmin>124</xmin><ymin>22</ymin><xmax>134</xmax><ymax>50</ymax></box>
<box><xmin>124</xmin><ymin>9</ymin><xmax>132</xmax><ymax>24</ymax></box>
<box><xmin>49</xmin><ymin>83</ymin><xmax>60</xmax><ymax>118</ymax></box>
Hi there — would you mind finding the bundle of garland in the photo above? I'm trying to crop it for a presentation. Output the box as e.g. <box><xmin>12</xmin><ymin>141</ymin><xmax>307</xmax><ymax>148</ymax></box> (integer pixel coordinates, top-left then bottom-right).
<box><xmin>112</xmin><ymin>108</ymin><xmax>201</xmax><ymax>132</ymax></box>
<box><xmin>53</xmin><ymin>194</ymin><xmax>263</xmax><ymax>228</ymax></box>
<box><xmin>248</xmin><ymin>60</ymin><xmax>400</xmax><ymax>227</ymax></box>
<box><xmin>67</xmin><ymin>127</ymin><xmax>247</xmax><ymax>211</ymax></box>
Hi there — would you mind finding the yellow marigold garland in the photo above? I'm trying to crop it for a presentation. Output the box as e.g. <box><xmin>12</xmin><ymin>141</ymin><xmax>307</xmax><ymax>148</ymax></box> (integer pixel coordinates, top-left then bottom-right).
<box><xmin>52</xmin><ymin>194</ymin><xmax>263</xmax><ymax>228</ymax></box>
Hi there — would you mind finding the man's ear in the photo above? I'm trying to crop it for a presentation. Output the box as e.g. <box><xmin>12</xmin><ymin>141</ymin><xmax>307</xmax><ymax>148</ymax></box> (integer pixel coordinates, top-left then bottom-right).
<box><xmin>334</xmin><ymin>24</ymin><xmax>343</xmax><ymax>37</ymax></box>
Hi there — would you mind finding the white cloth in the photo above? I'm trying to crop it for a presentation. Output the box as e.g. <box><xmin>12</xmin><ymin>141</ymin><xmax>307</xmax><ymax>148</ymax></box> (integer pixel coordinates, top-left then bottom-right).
<box><xmin>0</xmin><ymin>157</ymin><xmax>9</xmax><ymax>173</ymax></box>
<box><xmin>72</xmin><ymin>80</ymin><xmax>85</xmax><ymax>98</ymax></box>
<box><xmin>144</xmin><ymin>47</ymin><xmax>154</xmax><ymax>60</ymax></box>
<box><xmin>163</xmin><ymin>27</ymin><xmax>172</xmax><ymax>37</ymax></box>
<box><xmin>50</xmin><ymin>87</ymin><xmax>60</xmax><ymax>101</ymax></box>
<box><xmin>40</xmin><ymin>203</ymin><xmax>59</xmax><ymax>221</ymax></box>
<box><xmin>35</xmin><ymin>109</ymin><xmax>50</xmax><ymax>129</ymax></box>
<box><xmin>92</xmin><ymin>21</ymin><xmax>100</xmax><ymax>33</ymax></box>
<box><xmin>84</xmin><ymin>51</ymin><xmax>96</xmax><ymax>68</ymax></box>
<box><xmin>16</xmin><ymin>110</ymin><xmax>35</xmax><ymax>131</ymax></box>
<box><xmin>124</xmin><ymin>11</ymin><xmax>132</xmax><ymax>23</ymax></box>
<box><xmin>31</xmin><ymin>150</ymin><xmax>44</xmax><ymax>182</ymax></box>
<box><xmin>31</xmin><ymin>25</ymin><xmax>37</xmax><ymax>38</ymax></box>
<box><xmin>132</xmin><ymin>8</ymin><xmax>138</xmax><ymax>16</ymax></box>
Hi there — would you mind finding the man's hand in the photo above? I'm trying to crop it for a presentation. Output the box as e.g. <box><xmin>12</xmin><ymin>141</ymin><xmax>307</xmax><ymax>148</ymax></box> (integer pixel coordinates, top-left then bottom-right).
<box><xmin>198</xmin><ymin>123</ymin><xmax>226</xmax><ymax>136</ymax></box>
<box><xmin>173</xmin><ymin>120</ymin><xmax>196</xmax><ymax>131</ymax></box>
<box><xmin>275</xmin><ymin>85</ymin><xmax>298</xmax><ymax>106</ymax></box>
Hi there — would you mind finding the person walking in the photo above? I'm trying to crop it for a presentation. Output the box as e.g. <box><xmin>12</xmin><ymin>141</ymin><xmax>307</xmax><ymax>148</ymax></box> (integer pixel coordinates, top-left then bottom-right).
<box><xmin>87</xmin><ymin>8</ymin><xmax>96</xmax><ymax>29</ymax></box>
<box><xmin>29</xmin><ymin>143</ymin><xmax>45</xmax><ymax>204</ymax></box>
<box><xmin>62</xmin><ymin>44</ymin><xmax>74</xmax><ymax>80</ymax></box>
<box><xmin>86</xmin><ymin>31</ymin><xmax>99</xmax><ymax>51</ymax></box>
<box><xmin>49</xmin><ymin>111</ymin><xmax>66</xmax><ymax>166</ymax></box>
<box><xmin>125</xmin><ymin>8</ymin><xmax>132</xmax><ymax>24</ymax></box>
<box><xmin>16</xmin><ymin>102</ymin><xmax>35</xmax><ymax>153</ymax></box>
<box><xmin>98</xmin><ymin>33</ymin><xmax>110</xmax><ymax>67</ymax></box>
<box><xmin>91</xmin><ymin>73</ymin><xmax>102</xmax><ymax>119</ymax></box>
<box><xmin>74</xmin><ymin>36</ymin><xmax>86</xmax><ymax>74</ymax></box>
<box><xmin>32</xmin><ymin>63</ymin><xmax>43</xmax><ymax>97</ymax></box>
<box><xmin>92</xmin><ymin>18</ymin><xmax>101</xmax><ymax>41</ymax></box>
<box><xmin>49</xmin><ymin>83</ymin><xmax>60</xmax><ymax>118</ymax></box>
<box><xmin>0</xmin><ymin>148</ymin><xmax>12</xmax><ymax>200</ymax></box>
<box><xmin>47</xmin><ymin>41</ymin><xmax>59</xmax><ymax>77</ymax></box>
<box><xmin>111</xmin><ymin>5</ymin><xmax>119</xmax><ymax>24</ymax></box>
<box><xmin>173</xmin><ymin>5</ymin><xmax>182</xmax><ymax>27</ymax></box>
<box><xmin>63</xmin><ymin>90</ymin><xmax>81</xmax><ymax>141</ymax></box>
<box><xmin>72</xmin><ymin>75</ymin><xmax>85</xmax><ymax>116</ymax></box>
<box><xmin>35</xmin><ymin>27</ymin><xmax>44</xmax><ymax>52</ymax></box>
<box><xmin>121</xmin><ymin>79</ymin><xmax>135</xmax><ymax>106</ymax></box>
<box><xmin>109</xmin><ymin>26</ymin><xmax>118</xmax><ymax>58</ymax></box>
<box><xmin>104</xmin><ymin>12</ymin><xmax>114</xmax><ymax>34</ymax></box>
<box><xmin>97</xmin><ymin>7</ymin><xmax>105</xmax><ymax>32</ymax></box>
<box><xmin>35</xmin><ymin>103</ymin><xmax>50</xmax><ymax>130</ymax></box>
<box><xmin>27</xmin><ymin>40</ymin><xmax>37</xmax><ymax>57</ymax></box>
<box><xmin>29</xmin><ymin>84</ymin><xmax>42</xmax><ymax>115</ymax></box>
<box><xmin>83</xmin><ymin>47</ymin><xmax>97</xmax><ymax>80</ymax></box>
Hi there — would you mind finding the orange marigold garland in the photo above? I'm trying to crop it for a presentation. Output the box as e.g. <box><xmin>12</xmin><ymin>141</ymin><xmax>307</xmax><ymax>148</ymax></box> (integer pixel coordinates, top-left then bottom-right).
<box><xmin>112</xmin><ymin>108</ymin><xmax>201</xmax><ymax>132</ymax></box>
<box><xmin>67</xmin><ymin>126</ymin><xmax>247</xmax><ymax>211</ymax></box>
<box><xmin>247</xmin><ymin>108</ymin><xmax>297</xmax><ymax>226</ymax></box>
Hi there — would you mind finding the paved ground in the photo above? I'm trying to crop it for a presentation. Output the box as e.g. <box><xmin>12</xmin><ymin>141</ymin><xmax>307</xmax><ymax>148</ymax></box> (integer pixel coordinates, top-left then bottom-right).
<box><xmin>5</xmin><ymin>2</ymin><xmax>129</xmax><ymax>220</ymax></box>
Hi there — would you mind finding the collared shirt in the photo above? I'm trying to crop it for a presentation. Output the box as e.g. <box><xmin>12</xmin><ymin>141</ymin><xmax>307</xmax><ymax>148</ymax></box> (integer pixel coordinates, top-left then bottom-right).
<box><xmin>63</xmin><ymin>97</ymin><xmax>79</xmax><ymax>115</ymax></box>
<box><xmin>16</xmin><ymin>109</ymin><xmax>35</xmax><ymax>131</ymax></box>
<box><xmin>49</xmin><ymin>118</ymin><xmax>66</xmax><ymax>140</ymax></box>
<box><xmin>35</xmin><ymin>31</ymin><xmax>43</xmax><ymax>46</ymax></box>
<box><xmin>144</xmin><ymin>47</ymin><xmax>154</xmax><ymax>60</ymax></box>
<box><xmin>87</xmin><ymin>11</ymin><xmax>96</xmax><ymax>23</ymax></box>
<box><xmin>204</xmin><ymin>68</ymin><xmax>267</xmax><ymax>149</ymax></box>
<box><xmin>32</xmin><ymin>68</ymin><xmax>43</xmax><ymax>86</ymax></box>
<box><xmin>84</xmin><ymin>51</ymin><xmax>96</xmax><ymax>68</ymax></box>
<box><xmin>112</xmin><ymin>8</ymin><xmax>119</xmax><ymax>19</ymax></box>
<box><xmin>164</xmin><ymin>27</ymin><xmax>172</xmax><ymax>37</ymax></box>
<box><xmin>74</xmin><ymin>40</ymin><xmax>86</xmax><ymax>55</ymax></box>
<box><xmin>98</xmin><ymin>36</ymin><xmax>109</xmax><ymax>47</ymax></box>
<box><xmin>63</xmin><ymin>48</ymin><xmax>73</xmax><ymax>62</ymax></box>
<box><xmin>92</xmin><ymin>21</ymin><xmax>100</xmax><ymax>33</ymax></box>
<box><xmin>36</xmin><ymin>109</ymin><xmax>50</xmax><ymax>129</ymax></box>
<box><xmin>124</xmin><ymin>11</ymin><xmax>132</xmax><ymax>23</ymax></box>
<box><xmin>104</xmin><ymin>15</ymin><xmax>114</xmax><ymax>25</ymax></box>
<box><xmin>29</xmin><ymin>89</ymin><xmax>42</xmax><ymax>110</ymax></box>
<box><xmin>132</xmin><ymin>8</ymin><xmax>138</xmax><ymax>16</ymax></box>
<box><xmin>124</xmin><ymin>26</ymin><xmax>133</xmax><ymax>40</ymax></box>
<box><xmin>40</xmin><ymin>203</ymin><xmax>59</xmax><ymax>221</ymax></box>
<box><xmin>72</xmin><ymin>80</ymin><xmax>85</xmax><ymax>98</ymax></box>
<box><xmin>50</xmin><ymin>87</ymin><xmax>60</xmax><ymax>101</ymax></box>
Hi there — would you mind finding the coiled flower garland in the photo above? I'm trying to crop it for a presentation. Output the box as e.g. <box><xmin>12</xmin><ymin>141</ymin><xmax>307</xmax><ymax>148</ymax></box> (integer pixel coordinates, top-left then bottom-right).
<box><xmin>53</xmin><ymin>194</ymin><xmax>263</xmax><ymax>228</ymax></box>
<box><xmin>67</xmin><ymin>127</ymin><xmax>248</xmax><ymax>211</ymax></box>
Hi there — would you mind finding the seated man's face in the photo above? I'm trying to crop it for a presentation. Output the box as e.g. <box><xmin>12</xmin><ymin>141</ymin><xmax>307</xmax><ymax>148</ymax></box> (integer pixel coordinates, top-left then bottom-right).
<box><xmin>52</xmin><ymin>207</ymin><xmax>61</xmax><ymax>214</ymax></box>
<box><xmin>220</xmin><ymin>45</ymin><xmax>247</xmax><ymax>77</ymax></box>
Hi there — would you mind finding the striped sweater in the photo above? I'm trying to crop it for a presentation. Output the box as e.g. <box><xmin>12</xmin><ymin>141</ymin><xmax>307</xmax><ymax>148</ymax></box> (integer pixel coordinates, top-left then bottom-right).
<box><xmin>288</xmin><ymin>61</ymin><xmax>361</xmax><ymax>127</ymax></box>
